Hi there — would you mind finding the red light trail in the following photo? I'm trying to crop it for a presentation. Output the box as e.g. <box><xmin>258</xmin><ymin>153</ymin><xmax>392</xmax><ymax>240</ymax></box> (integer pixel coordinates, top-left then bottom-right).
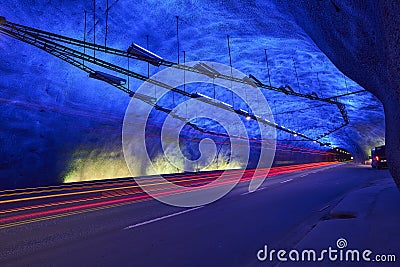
<box><xmin>0</xmin><ymin>162</ymin><xmax>338</xmax><ymax>229</ymax></box>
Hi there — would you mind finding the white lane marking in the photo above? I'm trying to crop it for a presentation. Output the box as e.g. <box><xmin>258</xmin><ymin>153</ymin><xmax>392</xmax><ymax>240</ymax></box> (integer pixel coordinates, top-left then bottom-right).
<box><xmin>319</xmin><ymin>205</ymin><xmax>330</xmax><ymax>212</ymax></box>
<box><xmin>241</xmin><ymin>163</ymin><xmax>345</xmax><ymax>195</ymax></box>
<box><xmin>241</xmin><ymin>187</ymin><xmax>265</xmax><ymax>196</ymax></box>
<box><xmin>124</xmin><ymin>206</ymin><xmax>204</xmax><ymax>230</ymax></box>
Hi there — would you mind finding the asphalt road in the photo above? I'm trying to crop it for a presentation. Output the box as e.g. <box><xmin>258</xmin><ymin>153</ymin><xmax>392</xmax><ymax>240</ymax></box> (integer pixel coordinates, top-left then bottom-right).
<box><xmin>0</xmin><ymin>163</ymin><xmax>388</xmax><ymax>266</ymax></box>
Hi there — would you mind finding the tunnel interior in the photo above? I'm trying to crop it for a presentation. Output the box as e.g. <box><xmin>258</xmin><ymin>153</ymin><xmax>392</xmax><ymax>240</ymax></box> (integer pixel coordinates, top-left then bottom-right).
<box><xmin>0</xmin><ymin>0</ymin><xmax>389</xmax><ymax>189</ymax></box>
<box><xmin>328</xmin><ymin>147</ymin><xmax>353</xmax><ymax>162</ymax></box>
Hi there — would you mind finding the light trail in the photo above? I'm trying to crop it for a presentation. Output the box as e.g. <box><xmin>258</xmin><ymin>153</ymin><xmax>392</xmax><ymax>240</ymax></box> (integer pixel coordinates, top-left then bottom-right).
<box><xmin>0</xmin><ymin>162</ymin><xmax>335</xmax><ymax>199</ymax></box>
<box><xmin>0</xmin><ymin>162</ymin><xmax>339</xmax><ymax>229</ymax></box>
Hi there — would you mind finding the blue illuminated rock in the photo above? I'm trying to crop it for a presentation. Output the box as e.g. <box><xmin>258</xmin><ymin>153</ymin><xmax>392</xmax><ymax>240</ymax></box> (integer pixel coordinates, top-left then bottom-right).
<box><xmin>0</xmin><ymin>1</ymin><xmax>390</xmax><ymax>188</ymax></box>
<box><xmin>273</xmin><ymin>0</ymin><xmax>400</xmax><ymax>186</ymax></box>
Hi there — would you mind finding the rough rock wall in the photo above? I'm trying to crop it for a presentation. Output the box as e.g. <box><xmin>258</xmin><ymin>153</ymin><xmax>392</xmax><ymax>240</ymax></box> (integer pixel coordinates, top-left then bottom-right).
<box><xmin>0</xmin><ymin>0</ymin><xmax>388</xmax><ymax>189</ymax></box>
<box><xmin>273</xmin><ymin>0</ymin><xmax>400</xmax><ymax>186</ymax></box>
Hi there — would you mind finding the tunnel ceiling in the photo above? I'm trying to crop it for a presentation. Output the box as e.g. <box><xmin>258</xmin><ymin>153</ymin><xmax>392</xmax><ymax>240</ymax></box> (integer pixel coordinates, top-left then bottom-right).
<box><xmin>0</xmin><ymin>0</ymin><xmax>385</xmax><ymax>186</ymax></box>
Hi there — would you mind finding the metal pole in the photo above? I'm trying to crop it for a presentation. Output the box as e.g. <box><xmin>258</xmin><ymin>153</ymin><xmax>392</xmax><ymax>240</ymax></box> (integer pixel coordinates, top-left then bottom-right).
<box><xmin>227</xmin><ymin>35</ymin><xmax>234</xmax><ymax>108</ymax></box>
<box><xmin>93</xmin><ymin>0</ymin><xmax>96</xmax><ymax>58</ymax></box>
<box><xmin>264</xmin><ymin>49</ymin><xmax>272</xmax><ymax>88</ymax></box>
<box><xmin>146</xmin><ymin>34</ymin><xmax>150</xmax><ymax>78</ymax></box>
<box><xmin>127</xmin><ymin>57</ymin><xmax>130</xmax><ymax>90</ymax></box>
<box><xmin>213</xmin><ymin>78</ymin><xmax>216</xmax><ymax>100</ymax></box>
<box><xmin>176</xmin><ymin>16</ymin><xmax>180</xmax><ymax>64</ymax></box>
<box><xmin>83</xmin><ymin>10</ymin><xmax>87</xmax><ymax>65</ymax></box>
<box><xmin>183</xmin><ymin>50</ymin><xmax>186</xmax><ymax>92</ymax></box>
<box><xmin>184</xmin><ymin>50</ymin><xmax>187</xmax><ymax>119</ymax></box>
<box><xmin>105</xmin><ymin>0</ymin><xmax>109</xmax><ymax>48</ymax></box>
<box><xmin>227</xmin><ymin>35</ymin><xmax>233</xmax><ymax>75</ymax></box>
<box><xmin>174</xmin><ymin>16</ymin><xmax>179</xmax><ymax>106</ymax></box>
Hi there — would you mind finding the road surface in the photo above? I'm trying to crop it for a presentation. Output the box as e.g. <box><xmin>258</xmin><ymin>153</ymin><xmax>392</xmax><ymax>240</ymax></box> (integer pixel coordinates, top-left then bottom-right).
<box><xmin>0</xmin><ymin>163</ymin><xmax>391</xmax><ymax>266</ymax></box>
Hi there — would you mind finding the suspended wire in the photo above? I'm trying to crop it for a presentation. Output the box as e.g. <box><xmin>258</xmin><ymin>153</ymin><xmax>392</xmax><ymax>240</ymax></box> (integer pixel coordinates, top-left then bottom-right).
<box><xmin>264</xmin><ymin>48</ymin><xmax>272</xmax><ymax>88</ymax></box>
<box><xmin>83</xmin><ymin>10</ymin><xmax>87</xmax><ymax>65</ymax></box>
<box><xmin>324</xmin><ymin>89</ymin><xmax>366</xmax><ymax>100</ymax></box>
<box><xmin>227</xmin><ymin>35</ymin><xmax>234</xmax><ymax>108</ymax></box>
<box><xmin>127</xmin><ymin>57</ymin><xmax>130</xmax><ymax>90</ymax></box>
<box><xmin>105</xmin><ymin>0</ymin><xmax>109</xmax><ymax>48</ymax></box>
<box><xmin>213</xmin><ymin>77</ymin><xmax>216</xmax><ymax>100</ymax></box>
<box><xmin>0</xmin><ymin>19</ymin><xmax>344</xmax><ymax>107</ymax></box>
<box><xmin>184</xmin><ymin>50</ymin><xmax>187</xmax><ymax>119</ymax></box>
<box><xmin>93</xmin><ymin>0</ymin><xmax>96</xmax><ymax>59</ymax></box>
<box><xmin>176</xmin><ymin>16</ymin><xmax>180</xmax><ymax>64</ymax></box>
<box><xmin>183</xmin><ymin>50</ymin><xmax>186</xmax><ymax>93</ymax></box>
<box><xmin>0</xmin><ymin>19</ymin><xmax>339</xmax><ymax>146</ymax></box>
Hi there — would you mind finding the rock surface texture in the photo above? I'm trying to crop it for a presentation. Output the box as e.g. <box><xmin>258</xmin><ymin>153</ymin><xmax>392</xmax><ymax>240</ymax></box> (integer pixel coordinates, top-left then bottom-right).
<box><xmin>274</xmin><ymin>0</ymin><xmax>400</xmax><ymax>187</ymax></box>
<box><xmin>0</xmin><ymin>1</ymin><xmax>393</xmax><ymax>188</ymax></box>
